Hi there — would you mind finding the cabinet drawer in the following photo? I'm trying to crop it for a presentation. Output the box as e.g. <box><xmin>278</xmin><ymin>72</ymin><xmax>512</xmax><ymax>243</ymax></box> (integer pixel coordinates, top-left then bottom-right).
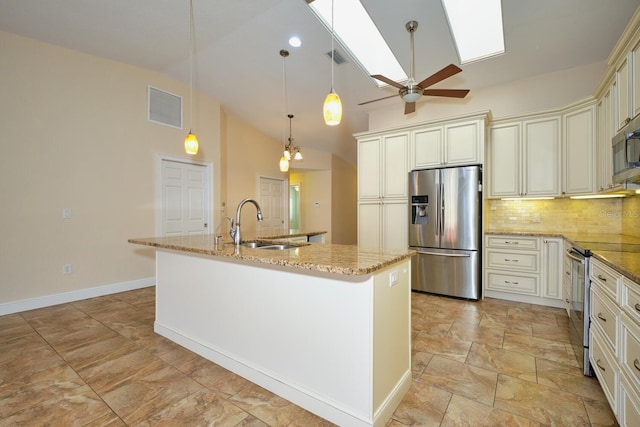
<box><xmin>486</xmin><ymin>249</ymin><xmax>539</xmax><ymax>272</ymax></box>
<box><xmin>622</xmin><ymin>278</ymin><xmax>640</xmax><ymax>324</ymax></box>
<box><xmin>590</xmin><ymin>327</ymin><xmax>618</xmax><ymax>411</ymax></box>
<box><xmin>621</xmin><ymin>314</ymin><xmax>640</xmax><ymax>393</ymax></box>
<box><xmin>621</xmin><ymin>375</ymin><xmax>640</xmax><ymax>427</ymax></box>
<box><xmin>591</xmin><ymin>288</ymin><xmax>619</xmax><ymax>352</ymax></box>
<box><xmin>591</xmin><ymin>259</ymin><xmax>620</xmax><ymax>300</ymax></box>
<box><xmin>485</xmin><ymin>271</ymin><xmax>538</xmax><ymax>295</ymax></box>
<box><xmin>486</xmin><ymin>235</ymin><xmax>539</xmax><ymax>250</ymax></box>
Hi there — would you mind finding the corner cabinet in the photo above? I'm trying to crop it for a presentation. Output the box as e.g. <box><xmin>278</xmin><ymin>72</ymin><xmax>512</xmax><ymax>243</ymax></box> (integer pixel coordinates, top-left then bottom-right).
<box><xmin>356</xmin><ymin>112</ymin><xmax>488</xmax><ymax>251</ymax></box>
<box><xmin>488</xmin><ymin>114</ymin><xmax>561</xmax><ymax>198</ymax></box>
<box><xmin>563</xmin><ymin>101</ymin><xmax>597</xmax><ymax>196</ymax></box>
<box><xmin>357</xmin><ymin>132</ymin><xmax>408</xmax><ymax>250</ymax></box>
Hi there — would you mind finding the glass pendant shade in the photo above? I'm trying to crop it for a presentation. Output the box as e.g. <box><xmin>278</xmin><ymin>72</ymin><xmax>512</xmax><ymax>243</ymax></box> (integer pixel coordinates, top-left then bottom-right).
<box><xmin>184</xmin><ymin>131</ymin><xmax>199</xmax><ymax>155</ymax></box>
<box><xmin>323</xmin><ymin>91</ymin><xmax>342</xmax><ymax>126</ymax></box>
<box><xmin>284</xmin><ymin>150</ymin><xmax>291</xmax><ymax>160</ymax></box>
<box><xmin>294</xmin><ymin>151</ymin><xmax>303</xmax><ymax>160</ymax></box>
<box><xmin>279</xmin><ymin>156</ymin><xmax>290</xmax><ymax>172</ymax></box>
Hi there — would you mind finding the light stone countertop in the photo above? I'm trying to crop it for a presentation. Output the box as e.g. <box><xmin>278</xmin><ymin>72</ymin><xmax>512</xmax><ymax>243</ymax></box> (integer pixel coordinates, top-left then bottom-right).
<box><xmin>486</xmin><ymin>231</ymin><xmax>640</xmax><ymax>283</ymax></box>
<box><xmin>128</xmin><ymin>234</ymin><xmax>414</xmax><ymax>276</ymax></box>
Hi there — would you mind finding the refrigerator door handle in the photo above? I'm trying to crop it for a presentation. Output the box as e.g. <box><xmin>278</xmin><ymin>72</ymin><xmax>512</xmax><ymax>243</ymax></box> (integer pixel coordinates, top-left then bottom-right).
<box><xmin>439</xmin><ymin>182</ymin><xmax>444</xmax><ymax>238</ymax></box>
<box><xmin>414</xmin><ymin>250</ymin><xmax>471</xmax><ymax>258</ymax></box>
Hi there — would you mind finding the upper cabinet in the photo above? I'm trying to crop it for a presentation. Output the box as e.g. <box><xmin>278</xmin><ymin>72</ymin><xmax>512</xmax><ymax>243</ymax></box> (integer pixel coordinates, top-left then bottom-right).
<box><xmin>357</xmin><ymin>132</ymin><xmax>408</xmax><ymax>200</ymax></box>
<box><xmin>411</xmin><ymin>117</ymin><xmax>485</xmax><ymax>169</ymax></box>
<box><xmin>488</xmin><ymin>114</ymin><xmax>561</xmax><ymax>198</ymax></box>
<box><xmin>617</xmin><ymin>55</ymin><xmax>631</xmax><ymax>131</ymax></box>
<box><xmin>563</xmin><ymin>101</ymin><xmax>596</xmax><ymax>196</ymax></box>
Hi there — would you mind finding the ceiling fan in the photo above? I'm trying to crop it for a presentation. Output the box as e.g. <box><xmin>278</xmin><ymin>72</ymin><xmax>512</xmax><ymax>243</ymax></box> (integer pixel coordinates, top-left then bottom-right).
<box><xmin>359</xmin><ymin>21</ymin><xmax>470</xmax><ymax>114</ymax></box>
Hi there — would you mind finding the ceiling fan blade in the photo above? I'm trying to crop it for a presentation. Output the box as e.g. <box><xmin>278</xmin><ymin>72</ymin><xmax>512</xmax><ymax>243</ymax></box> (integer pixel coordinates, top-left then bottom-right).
<box><xmin>371</xmin><ymin>74</ymin><xmax>406</xmax><ymax>90</ymax></box>
<box><xmin>404</xmin><ymin>102</ymin><xmax>416</xmax><ymax>114</ymax></box>
<box><xmin>358</xmin><ymin>94</ymin><xmax>398</xmax><ymax>106</ymax></box>
<box><xmin>417</xmin><ymin>64</ymin><xmax>463</xmax><ymax>89</ymax></box>
<box><xmin>423</xmin><ymin>88</ymin><xmax>470</xmax><ymax>98</ymax></box>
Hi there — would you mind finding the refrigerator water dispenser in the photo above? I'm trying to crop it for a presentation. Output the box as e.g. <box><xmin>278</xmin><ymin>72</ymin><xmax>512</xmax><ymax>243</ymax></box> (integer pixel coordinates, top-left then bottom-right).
<box><xmin>411</xmin><ymin>195</ymin><xmax>429</xmax><ymax>225</ymax></box>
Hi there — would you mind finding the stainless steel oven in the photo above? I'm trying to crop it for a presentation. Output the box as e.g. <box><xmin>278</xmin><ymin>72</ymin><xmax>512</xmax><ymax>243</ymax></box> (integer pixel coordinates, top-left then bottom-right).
<box><xmin>566</xmin><ymin>246</ymin><xmax>594</xmax><ymax>376</ymax></box>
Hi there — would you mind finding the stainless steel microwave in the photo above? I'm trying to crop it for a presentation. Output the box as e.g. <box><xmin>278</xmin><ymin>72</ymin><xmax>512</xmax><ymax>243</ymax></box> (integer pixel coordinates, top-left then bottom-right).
<box><xmin>612</xmin><ymin>114</ymin><xmax>640</xmax><ymax>185</ymax></box>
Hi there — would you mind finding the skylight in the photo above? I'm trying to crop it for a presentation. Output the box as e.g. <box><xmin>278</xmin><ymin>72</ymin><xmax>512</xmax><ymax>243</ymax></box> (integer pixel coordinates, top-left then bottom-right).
<box><xmin>441</xmin><ymin>0</ymin><xmax>505</xmax><ymax>64</ymax></box>
<box><xmin>307</xmin><ymin>0</ymin><xmax>407</xmax><ymax>87</ymax></box>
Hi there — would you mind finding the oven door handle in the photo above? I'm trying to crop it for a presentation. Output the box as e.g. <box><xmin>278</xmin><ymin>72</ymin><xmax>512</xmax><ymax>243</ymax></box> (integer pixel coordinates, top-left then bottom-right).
<box><xmin>565</xmin><ymin>249</ymin><xmax>585</xmax><ymax>263</ymax></box>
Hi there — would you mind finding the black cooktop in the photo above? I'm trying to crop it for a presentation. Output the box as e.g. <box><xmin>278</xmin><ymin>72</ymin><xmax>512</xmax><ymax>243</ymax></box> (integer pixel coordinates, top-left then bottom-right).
<box><xmin>574</xmin><ymin>241</ymin><xmax>640</xmax><ymax>253</ymax></box>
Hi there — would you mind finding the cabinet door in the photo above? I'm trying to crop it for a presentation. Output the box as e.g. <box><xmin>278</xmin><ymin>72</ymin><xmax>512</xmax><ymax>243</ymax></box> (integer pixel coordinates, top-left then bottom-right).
<box><xmin>633</xmin><ymin>40</ymin><xmax>640</xmax><ymax>119</ymax></box>
<box><xmin>542</xmin><ymin>238</ymin><xmax>562</xmax><ymax>300</ymax></box>
<box><xmin>617</xmin><ymin>55</ymin><xmax>630</xmax><ymax>131</ymax></box>
<box><xmin>358</xmin><ymin>137</ymin><xmax>381</xmax><ymax>199</ymax></box>
<box><xmin>597</xmin><ymin>90</ymin><xmax>614</xmax><ymax>192</ymax></box>
<box><xmin>523</xmin><ymin>117</ymin><xmax>561</xmax><ymax>196</ymax></box>
<box><xmin>358</xmin><ymin>202</ymin><xmax>381</xmax><ymax>249</ymax></box>
<box><xmin>382</xmin><ymin>201</ymin><xmax>408</xmax><ymax>250</ymax></box>
<box><xmin>563</xmin><ymin>104</ymin><xmax>596</xmax><ymax>195</ymax></box>
<box><xmin>383</xmin><ymin>133</ymin><xmax>409</xmax><ymax>198</ymax></box>
<box><xmin>411</xmin><ymin>127</ymin><xmax>442</xmax><ymax>169</ymax></box>
<box><xmin>488</xmin><ymin>123</ymin><xmax>520</xmax><ymax>198</ymax></box>
<box><xmin>445</xmin><ymin>120</ymin><xmax>481</xmax><ymax>166</ymax></box>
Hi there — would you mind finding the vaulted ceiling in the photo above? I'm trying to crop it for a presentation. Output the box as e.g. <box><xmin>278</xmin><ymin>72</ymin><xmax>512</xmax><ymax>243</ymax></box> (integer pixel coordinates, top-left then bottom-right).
<box><xmin>1</xmin><ymin>0</ymin><xmax>639</xmax><ymax>163</ymax></box>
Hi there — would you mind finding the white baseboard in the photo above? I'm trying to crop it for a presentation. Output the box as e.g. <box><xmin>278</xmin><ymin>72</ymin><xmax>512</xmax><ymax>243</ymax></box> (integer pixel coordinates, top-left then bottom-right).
<box><xmin>0</xmin><ymin>277</ymin><xmax>155</xmax><ymax>316</ymax></box>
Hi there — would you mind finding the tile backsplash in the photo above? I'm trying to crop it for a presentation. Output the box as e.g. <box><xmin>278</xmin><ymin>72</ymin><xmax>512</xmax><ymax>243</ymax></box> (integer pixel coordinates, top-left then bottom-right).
<box><xmin>485</xmin><ymin>196</ymin><xmax>640</xmax><ymax>236</ymax></box>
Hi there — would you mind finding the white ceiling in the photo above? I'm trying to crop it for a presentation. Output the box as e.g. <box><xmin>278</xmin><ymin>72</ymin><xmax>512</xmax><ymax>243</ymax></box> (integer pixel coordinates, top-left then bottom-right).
<box><xmin>1</xmin><ymin>0</ymin><xmax>639</xmax><ymax>164</ymax></box>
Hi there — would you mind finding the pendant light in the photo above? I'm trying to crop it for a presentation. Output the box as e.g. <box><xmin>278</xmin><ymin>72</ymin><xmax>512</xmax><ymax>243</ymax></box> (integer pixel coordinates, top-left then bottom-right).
<box><xmin>323</xmin><ymin>0</ymin><xmax>342</xmax><ymax>126</ymax></box>
<box><xmin>184</xmin><ymin>0</ymin><xmax>199</xmax><ymax>155</ymax></box>
<box><xmin>279</xmin><ymin>50</ymin><xmax>290</xmax><ymax>172</ymax></box>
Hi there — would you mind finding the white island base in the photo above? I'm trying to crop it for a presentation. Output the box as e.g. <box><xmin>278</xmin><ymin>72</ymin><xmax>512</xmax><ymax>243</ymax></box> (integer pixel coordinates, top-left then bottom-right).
<box><xmin>154</xmin><ymin>250</ymin><xmax>411</xmax><ymax>426</ymax></box>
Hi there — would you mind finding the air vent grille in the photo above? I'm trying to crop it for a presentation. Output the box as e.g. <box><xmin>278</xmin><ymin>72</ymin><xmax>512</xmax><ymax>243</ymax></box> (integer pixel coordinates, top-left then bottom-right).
<box><xmin>148</xmin><ymin>86</ymin><xmax>182</xmax><ymax>129</ymax></box>
<box><xmin>326</xmin><ymin>49</ymin><xmax>346</xmax><ymax>65</ymax></box>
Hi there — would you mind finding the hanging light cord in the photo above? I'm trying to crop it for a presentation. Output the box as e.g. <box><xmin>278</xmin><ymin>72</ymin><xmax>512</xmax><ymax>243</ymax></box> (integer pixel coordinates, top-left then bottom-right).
<box><xmin>281</xmin><ymin>50</ymin><xmax>289</xmax><ymax>149</ymax></box>
<box><xmin>189</xmin><ymin>0</ymin><xmax>195</xmax><ymax>132</ymax></box>
<box><xmin>330</xmin><ymin>0</ymin><xmax>335</xmax><ymax>92</ymax></box>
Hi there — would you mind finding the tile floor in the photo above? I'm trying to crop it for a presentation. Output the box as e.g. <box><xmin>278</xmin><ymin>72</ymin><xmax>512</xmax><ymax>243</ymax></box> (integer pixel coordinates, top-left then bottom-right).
<box><xmin>0</xmin><ymin>287</ymin><xmax>618</xmax><ymax>426</ymax></box>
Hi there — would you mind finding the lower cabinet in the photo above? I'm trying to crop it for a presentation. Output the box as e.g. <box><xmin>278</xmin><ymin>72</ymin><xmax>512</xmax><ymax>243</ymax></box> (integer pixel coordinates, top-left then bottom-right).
<box><xmin>484</xmin><ymin>234</ymin><xmax>563</xmax><ymax>308</ymax></box>
<box><xmin>590</xmin><ymin>257</ymin><xmax>640</xmax><ymax>426</ymax></box>
<box><xmin>357</xmin><ymin>199</ymin><xmax>407</xmax><ymax>250</ymax></box>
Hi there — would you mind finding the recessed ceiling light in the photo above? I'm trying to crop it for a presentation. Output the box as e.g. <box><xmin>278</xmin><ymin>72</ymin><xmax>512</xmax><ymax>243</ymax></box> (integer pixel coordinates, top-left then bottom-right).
<box><xmin>288</xmin><ymin>36</ymin><xmax>302</xmax><ymax>48</ymax></box>
<box><xmin>307</xmin><ymin>0</ymin><xmax>407</xmax><ymax>87</ymax></box>
<box><xmin>441</xmin><ymin>0</ymin><xmax>505</xmax><ymax>64</ymax></box>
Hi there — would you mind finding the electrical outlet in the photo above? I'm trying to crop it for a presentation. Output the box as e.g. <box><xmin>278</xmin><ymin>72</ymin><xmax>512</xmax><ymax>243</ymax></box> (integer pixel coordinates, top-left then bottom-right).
<box><xmin>389</xmin><ymin>270</ymin><xmax>399</xmax><ymax>287</ymax></box>
<box><xmin>63</xmin><ymin>264</ymin><xmax>72</xmax><ymax>275</ymax></box>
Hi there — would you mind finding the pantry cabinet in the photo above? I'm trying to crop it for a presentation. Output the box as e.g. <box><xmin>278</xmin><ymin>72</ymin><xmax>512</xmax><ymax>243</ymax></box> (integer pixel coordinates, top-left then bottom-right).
<box><xmin>488</xmin><ymin>115</ymin><xmax>561</xmax><ymax>198</ymax></box>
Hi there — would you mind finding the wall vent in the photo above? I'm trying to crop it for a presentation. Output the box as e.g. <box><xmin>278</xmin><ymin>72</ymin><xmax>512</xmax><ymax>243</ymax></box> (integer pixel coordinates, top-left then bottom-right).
<box><xmin>326</xmin><ymin>49</ymin><xmax>346</xmax><ymax>65</ymax></box>
<box><xmin>148</xmin><ymin>86</ymin><xmax>182</xmax><ymax>129</ymax></box>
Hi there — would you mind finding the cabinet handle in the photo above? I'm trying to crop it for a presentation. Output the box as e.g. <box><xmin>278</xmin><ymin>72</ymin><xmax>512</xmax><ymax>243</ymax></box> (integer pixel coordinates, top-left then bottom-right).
<box><xmin>635</xmin><ymin>303</ymin><xmax>640</xmax><ymax>312</ymax></box>
<box><xmin>504</xmin><ymin>259</ymin><xmax>519</xmax><ymax>263</ymax></box>
<box><xmin>597</xmin><ymin>313</ymin><xmax>607</xmax><ymax>322</ymax></box>
<box><xmin>504</xmin><ymin>241</ymin><xmax>519</xmax><ymax>245</ymax></box>
<box><xmin>597</xmin><ymin>275</ymin><xmax>607</xmax><ymax>282</ymax></box>
<box><xmin>634</xmin><ymin>359</ymin><xmax>640</xmax><ymax>372</ymax></box>
<box><xmin>565</xmin><ymin>299</ymin><xmax>570</xmax><ymax>304</ymax></box>
<box><xmin>504</xmin><ymin>280</ymin><xmax>519</xmax><ymax>285</ymax></box>
<box><xmin>596</xmin><ymin>359</ymin><xmax>606</xmax><ymax>371</ymax></box>
<box><xmin>565</xmin><ymin>271</ymin><xmax>570</xmax><ymax>276</ymax></box>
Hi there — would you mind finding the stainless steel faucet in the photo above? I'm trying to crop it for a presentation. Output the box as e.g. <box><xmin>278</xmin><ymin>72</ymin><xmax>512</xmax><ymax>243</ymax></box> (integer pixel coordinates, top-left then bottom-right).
<box><xmin>229</xmin><ymin>198</ymin><xmax>263</xmax><ymax>245</ymax></box>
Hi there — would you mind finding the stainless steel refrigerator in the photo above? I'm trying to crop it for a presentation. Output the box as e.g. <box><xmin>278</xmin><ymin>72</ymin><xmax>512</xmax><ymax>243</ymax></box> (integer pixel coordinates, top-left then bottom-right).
<box><xmin>409</xmin><ymin>166</ymin><xmax>482</xmax><ymax>299</ymax></box>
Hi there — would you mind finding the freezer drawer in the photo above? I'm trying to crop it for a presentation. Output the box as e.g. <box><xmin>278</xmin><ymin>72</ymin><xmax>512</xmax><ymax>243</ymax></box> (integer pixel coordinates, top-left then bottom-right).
<box><xmin>410</xmin><ymin>247</ymin><xmax>480</xmax><ymax>300</ymax></box>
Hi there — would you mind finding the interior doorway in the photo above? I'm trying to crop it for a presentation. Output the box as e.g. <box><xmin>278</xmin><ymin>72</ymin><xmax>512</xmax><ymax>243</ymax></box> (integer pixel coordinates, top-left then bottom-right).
<box><xmin>157</xmin><ymin>156</ymin><xmax>212</xmax><ymax>236</ymax></box>
<box><xmin>258</xmin><ymin>176</ymin><xmax>286</xmax><ymax>234</ymax></box>
<box><xmin>289</xmin><ymin>183</ymin><xmax>301</xmax><ymax>231</ymax></box>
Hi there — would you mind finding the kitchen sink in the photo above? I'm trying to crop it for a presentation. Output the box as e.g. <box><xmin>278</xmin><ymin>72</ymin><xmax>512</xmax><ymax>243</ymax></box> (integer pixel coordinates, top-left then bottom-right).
<box><xmin>240</xmin><ymin>241</ymin><xmax>306</xmax><ymax>250</ymax></box>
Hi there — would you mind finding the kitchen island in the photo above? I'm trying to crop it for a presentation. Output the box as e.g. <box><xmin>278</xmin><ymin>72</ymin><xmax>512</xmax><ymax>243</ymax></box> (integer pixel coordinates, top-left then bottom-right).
<box><xmin>128</xmin><ymin>235</ymin><xmax>413</xmax><ymax>427</ymax></box>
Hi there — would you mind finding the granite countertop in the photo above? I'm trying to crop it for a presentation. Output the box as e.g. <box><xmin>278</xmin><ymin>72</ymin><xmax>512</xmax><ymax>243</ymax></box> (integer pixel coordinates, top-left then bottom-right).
<box><xmin>255</xmin><ymin>230</ymin><xmax>327</xmax><ymax>239</ymax></box>
<box><xmin>128</xmin><ymin>234</ymin><xmax>414</xmax><ymax>276</ymax></box>
<box><xmin>486</xmin><ymin>231</ymin><xmax>640</xmax><ymax>283</ymax></box>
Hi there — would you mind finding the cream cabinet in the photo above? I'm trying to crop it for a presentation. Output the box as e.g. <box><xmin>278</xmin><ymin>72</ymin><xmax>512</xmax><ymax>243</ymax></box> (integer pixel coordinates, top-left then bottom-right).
<box><xmin>563</xmin><ymin>101</ymin><xmax>596</xmax><ymax>196</ymax></box>
<box><xmin>357</xmin><ymin>132</ymin><xmax>408</xmax><ymax>250</ymax></box>
<box><xmin>410</xmin><ymin>116</ymin><xmax>486</xmax><ymax>170</ymax></box>
<box><xmin>597</xmin><ymin>84</ymin><xmax>616</xmax><ymax>192</ymax></box>
<box><xmin>617</xmin><ymin>55</ymin><xmax>631</xmax><ymax>131</ymax></box>
<box><xmin>488</xmin><ymin>115</ymin><xmax>561</xmax><ymax>198</ymax></box>
<box><xmin>484</xmin><ymin>234</ymin><xmax>564</xmax><ymax>307</ymax></box>
<box><xmin>633</xmin><ymin>39</ymin><xmax>640</xmax><ymax>120</ymax></box>
<box><xmin>562</xmin><ymin>240</ymin><xmax>572</xmax><ymax>315</ymax></box>
<box><xmin>589</xmin><ymin>257</ymin><xmax>640</xmax><ymax>426</ymax></box>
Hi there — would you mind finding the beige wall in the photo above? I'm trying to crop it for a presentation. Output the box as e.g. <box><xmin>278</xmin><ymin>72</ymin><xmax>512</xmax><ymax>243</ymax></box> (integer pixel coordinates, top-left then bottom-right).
<box><xmin>330</xmin><ymin>155</ymin><xmax>357</xmax><ymax>244</ymax></box>
<box><xmin>0</xmin><ymin>31</ymin><xmax>223</xmax><ymax>304</ymax></box>
<box><xmin>485</xmin><ymin>197</ymin><xmax>640</xmax><ymax>234</ymax></box>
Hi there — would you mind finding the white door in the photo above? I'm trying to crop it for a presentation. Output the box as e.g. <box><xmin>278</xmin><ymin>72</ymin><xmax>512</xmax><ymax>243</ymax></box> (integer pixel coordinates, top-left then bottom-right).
<box><xmin>161</xmin><ymin>159</ymin><xmax>210</xmax><ymax>236</ymax></box>
<box><xmin>259</xmin><ymin>177</ymin><xmax>286</xmax><ymax>234</ymax></box>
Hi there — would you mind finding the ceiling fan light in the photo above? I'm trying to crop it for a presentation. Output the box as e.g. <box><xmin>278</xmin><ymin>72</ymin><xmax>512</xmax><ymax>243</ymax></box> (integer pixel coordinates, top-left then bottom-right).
<box><xmin>323</xmin><ymin>91</ymin><xmax>342</xmax><ymax>126</ymax></box>
<box><xmin>279</xmin><ymin>156</ymin><xmax>290</xmax><ymax>172</ymax></box>
<box><xmin>184</xmin><ymin>131</ymin><xmax>199</xmax><ymax>155</ymax></box>
<box><xmin>402</xmin><ymin>92</ymin><xmax>422</xmax><ymax>102</ymax></box>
